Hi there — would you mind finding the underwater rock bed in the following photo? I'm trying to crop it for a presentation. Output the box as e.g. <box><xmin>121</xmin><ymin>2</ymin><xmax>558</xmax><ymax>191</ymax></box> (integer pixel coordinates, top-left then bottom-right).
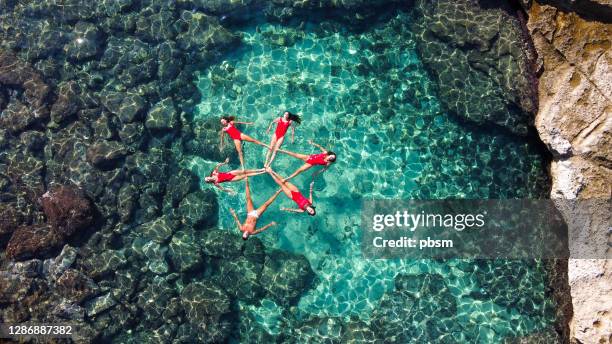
<box><xmin>0</xmin><ymin>0</ymin><xmax>566</xmax><ymax>343</ymax></box>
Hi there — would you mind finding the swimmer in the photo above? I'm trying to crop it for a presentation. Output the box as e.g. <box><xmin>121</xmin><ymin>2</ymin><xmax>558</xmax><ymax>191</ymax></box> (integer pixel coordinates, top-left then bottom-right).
<box><xmin>229</xmin><ymin>177</ymin><xmax>282</xmax><ymax>240</ymax></box>
<box><xmin>220</xmin><ymin>116</ymin><xmax>269</xmax><ymax>169</ymax></box>
<box><xmin>266</xmin><ymin>167</ymin><xmax>316</xmax><ymax>216</ymax></box>
<box><xmin>264</xmin><ymin>111</ymin><xmax>301</xmax><ymax>167</ymax></box>
<box><xmin>277</xmin><ymin>140</ymin><xmax>336</xmax><ymax>181</ymax></box>
<box><xmin>204</xmin><ymin>158</ymin><xmax>266</xmax><ymax>193</ymax></box>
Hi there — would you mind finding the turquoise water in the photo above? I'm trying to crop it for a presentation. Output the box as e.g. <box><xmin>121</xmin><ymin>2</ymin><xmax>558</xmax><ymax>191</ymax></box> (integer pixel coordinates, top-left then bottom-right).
<box><xmin>188</xmin><ymin>13</ymin><xmax>553</xmax><ymax>342</ymax></box>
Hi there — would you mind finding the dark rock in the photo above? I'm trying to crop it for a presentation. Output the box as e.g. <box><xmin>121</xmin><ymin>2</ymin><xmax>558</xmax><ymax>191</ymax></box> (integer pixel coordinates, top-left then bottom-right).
<box><xmin>50</xmin><ymin>81</ymin><xmax>82</xmax><ymax>125</ymax></box>
<box><xmin>1</xmin><ymin>99</ymin><xmax>39</xmax><ymax>134</ymax></box>
<box><xmin>0</xmin><ymin>270</ymin><xmax>41</xmax><ymax>304</ymax></box>
<box><xmin>84</xmin><ymin>292</ymin><xmax>117</xmax><ymax>317</ymax></box>
<box><xmin>180</xmin><ymin>281</ymin><xmax>230</xmax><ymax>320</ymax></box>
<box><xmin>40</xmin><ymin>185</ymin><xmax>94</xmax><ymax>237</ymax></box>
<box><xmin>86</xmin><ymin>140</ymin><xmax>128</xmax><ymax>168</ymax></box>
<box><xmin>92</xmin><ymin>112</ymin><xmax>119</xmax><ymax>140</ymax></box>
<box><xmin>118</xmin><ymin>122</ymin><xmax>145</xmax><ymax>147</ymax></box>
<box><xmin>64</xmin><ymin>21</ymin><xmax>101</xmax><ymax>61</ymax></box>
<box><xmin>185</xmin><ymin>117</ymin><xmax>237</xmax><ymax>161</ymax></box>
<box><xmin>176</xmin><ymin>10</ymin><xmax>239</xmax><ymax>53</ymax></box>
<box><xmin>19</xmin><ymin>131</ymin><xmax>47</xmax><ymax>152</ymax></box>
<box><xmin>178</xmin><ymin>190</ymin><xmax>218</xmax><ymax>228</ymax></box>
<box><xmin>0</xmin><ymin>203</ymin><xmax>24</xmax><ymax>236</ymax></box>
<box><xmin>82</xmin><ymin>249</ymin><xmax>126</xmax><ymax>279</ymax></box>
<box><xmin>200</xmin><ymin>229</ymin><xmax>243</xmax><ymax>258</ymax></box>
<box><xmin>168</xmin><ymin>229</ymin><xmax>202</xmax><ymax>272</ymax></box>
<box><xmin>100</xmin><ymin>91</ymin><xmax>146</xmax><ymax>123</ymax></box>
<box><xmin>140</xmin><ymin>215</ymin><xmax>175</xmax><ymax>243</ymax></box>
<box><xmin>175</xmin><ymin>320</ymin><xmax>232</xmax><ymax>344</ymax></box>
<box><xmin>0</xmin><ymin>50</ymin><xmax>50</xmax><ymax>116</ymax></box>
<box><xmin>56</xmin><ymin>269</ymin><xmax>100</xmax><ymax>303</ymax></box>
<box><xmin>411</xmin><ymin>0</ymin><xmax>536</xmax><ymax>135</ymax></box>
<box><xmin>52</xmin><ymin>300</ymin><xmax>86</xmax><ymax>321</ymax></box>
<box><xmin>291</xmin><ymin>317</ymin><xmax>346</xmax><ymax>343</ymax></box>
<box><xmin>218</xmin><ymin>255</ymin><xmax>264</xmax><ymax>302</ymax></box>
<box><xmin>5</xmin><ymin>224</ymin><xmax>63</xmax><ymax>261</ymax></box>
<box><xmin>165</xmin><ymin>168</ymin><xmax>199</xmax><ymax>207</ymax></box>
<box><xmin>43</xmin><ymin>244</ymin><xmax>78</xmax><ymax>279</ymax></box>
<box><xmin>142</xmin><ymin>241</ymin><xmax>169</xmax><ymax>275</ymax></box>
<box><xmin>136</xmin><ymin>276</ymin><xmax>177</xmax><ymax>327</ymax></box>
<box><xmin>145</xmin><ymin>98</ymin><xmax>178</xmax><ymax>131</ymax></box>
<box><xmin>6</xmin><ymin>259</ymin><xmax>44</xmax><ymax>278</ymax></box>
<box><xmin>117</xmin><ymin>184</ymin><xmax>138</xmax><ymax>222</ymax></box>
<box><xmin>260</xmin><ymin>249</ymin><xmax>315</xmax><ymax>306</ymax></box>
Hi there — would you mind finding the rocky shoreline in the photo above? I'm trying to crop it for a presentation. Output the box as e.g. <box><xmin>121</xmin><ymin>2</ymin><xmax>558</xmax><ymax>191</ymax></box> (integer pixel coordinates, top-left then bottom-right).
<box><xmin>523</xmin><ymin>1</ymin><xmax>611</xmax><ymax>343</ymax></box>
<box><xmin>0</xmin><ymin>0</ymin><xmax>609</xmax><ymax>343</ymax></box>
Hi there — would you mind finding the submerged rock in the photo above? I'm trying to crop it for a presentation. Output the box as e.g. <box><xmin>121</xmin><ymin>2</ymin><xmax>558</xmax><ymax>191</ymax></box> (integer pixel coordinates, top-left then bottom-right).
<box><xmin>5</xmin><ymin>224</ymin><xmax>63</xmax><ymax>261</ymax></box>
<box><xmin>168</xmin><ymin>229</ymin><xmax>203</xmax><ymax>272</ymax></box>
<box><xmin>86</xmin><ymin>140</ymin><xmax>128</xmax><ymax>168</ymax></box>
<box><xmin>180</xmin><ymin>281</ymin><xmax>230</xmax><ymax>319</ymax></box>
<box><xmin>260</xmin><ymin>249</ymin><xmax>315</xmax><ymax>306</ymax></box>
<box><xmin>411</xmin><ymin>0</ymin><xmax>537</xmax><ymax>135</ymax></box>
<box><xmin>84</xmin><ymin>292</ymin><xmax>117</xmax><ymax>317</ymax></box>
<box><xmin>40</xmin><ymin>185</ymin><xmax>95</xmax><ymax>237</ymax></box>
<box><xmin>178</xmin><ymin>190</ymin><xmax>218</xmax><ymax>228</ymax></box>
<box><xmin>56</xmin><ymin>269</ymin><xmax>100</xmax><ymax>304</ymax></box>
<box><xmin>145</xmin><ymin>98</ymin><xmax>178</xmax><ymax>131</ymax></box>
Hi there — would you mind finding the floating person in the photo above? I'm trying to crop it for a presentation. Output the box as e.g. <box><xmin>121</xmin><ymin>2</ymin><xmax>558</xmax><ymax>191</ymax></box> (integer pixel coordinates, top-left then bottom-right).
<box><xmin>264</xmin><ymin>111</ymin><xmax>302</xmax><ymax>167</ymax></box>
<box><xmin>220</xmin><ymin>115</ymin><xmax>269</xmax><ymax>169</ymax></box>
<box><xmin>230</xmin><ymin>177</ymin><xmax>282</xmax><ymax>240</ymax></box>
<box><xmin>266</xmin><ymin>167</ymin><xmax>316</xmax><ymax>216</ymax></box>
<box><xmin>277</xmin><ymin>140</ymin><xmax>336</xmax><ymax>181</ymax></box>
<box><xmin>204</xmin><ymin>158</ymin><xmax>266</xmax><ymax>193</ymax></box>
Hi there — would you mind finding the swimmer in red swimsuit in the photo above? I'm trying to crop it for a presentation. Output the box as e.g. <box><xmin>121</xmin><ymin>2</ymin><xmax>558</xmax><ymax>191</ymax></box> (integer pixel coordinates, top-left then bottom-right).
<box><xmin>277</xmin><ymin>140</ymin><xmax>337</xmax><ymax>181</ymax></box>
<box><xmin>204</xmin><ymin>158</ymin><xmax>266</xmax><ymax>193</ymax></box>
<box><xmin>229</xmin><ymin>177</ymin><xmax>282</xmax><ymax>240</ymax></box>
<box><xmin>266</xmin><ymin>167</ymin><xmax>316</xmax><ymax>216</ymax></box>
<box><xmin>220</xmin><ymin>116</ymin><xmax>269</xmax><ymax>169</ymax></box>
<box><xmin>264</xmin><ymin>111</ymin><xmax>301</xmax><ymax>168</ymax></box>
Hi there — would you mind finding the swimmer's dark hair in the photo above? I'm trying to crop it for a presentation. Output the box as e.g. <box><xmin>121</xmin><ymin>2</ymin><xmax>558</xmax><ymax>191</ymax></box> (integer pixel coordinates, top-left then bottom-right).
<box><xmin>284</xmin><ymin>111</ymin><xmax>302</xmax><ymax>124</ymax></box>
<box><xmin>326</xmin><ymin>151</ymin><xmax>337</xmax><ymax>161</ymax></box>
<box><xmin>222</xmin><ymin>115</ymin><xmax>235</xmax><ymax>122</ymax></box>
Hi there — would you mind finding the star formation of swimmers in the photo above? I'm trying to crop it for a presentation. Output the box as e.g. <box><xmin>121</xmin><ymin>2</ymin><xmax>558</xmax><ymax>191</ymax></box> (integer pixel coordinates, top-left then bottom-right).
<box><xmin>204</xmin><ymin>112</ymin><xmax>337</xmax><ymax>240</ymax></box>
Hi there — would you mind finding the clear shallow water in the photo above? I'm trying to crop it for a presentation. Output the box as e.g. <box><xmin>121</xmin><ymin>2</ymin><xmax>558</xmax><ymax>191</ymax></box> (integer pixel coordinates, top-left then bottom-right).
<box><xmin>188</xmin><ymin>13</ymin><xmax>554</xmax><ymax>342</ymax></box>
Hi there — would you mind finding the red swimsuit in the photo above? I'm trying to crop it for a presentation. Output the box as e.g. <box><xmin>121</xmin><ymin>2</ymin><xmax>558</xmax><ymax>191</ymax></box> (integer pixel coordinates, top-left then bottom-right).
<box><xmin>291</xmin><ymin>191</ymin><xmax>311</xmax><ymax>210</ymax></box>
<box><xmin>215</xmin><ymin>172</ymin><xmax>236</xmax><ymax>184</ymax></box>
<box><xmin>274</xmin><ymin>118</ymin><xmax>291</xmax><ymax>139</ymax></box>
<box><xmin>223</xmin><ymin>122</ymin><xmax>242</xmax><ymax>140</ymax></box>
<box><xmin>306</xmin><ymin>153</ymin><xmax>327</xmax><ymax>166</ymax></box>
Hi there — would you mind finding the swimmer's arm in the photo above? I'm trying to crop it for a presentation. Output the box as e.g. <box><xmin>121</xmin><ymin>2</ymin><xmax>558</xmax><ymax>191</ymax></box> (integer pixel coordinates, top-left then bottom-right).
<box><xmin>281</xmin><ymin>207</ymin><xmax>304</xmax><ymax>213</ymax></box>
<box><xmin>253</xmin><ymin>221</ymin><xmax>277</xmax><ymax>235</ymax></box>
<box><xmin>213</xmin><ymin>157</ymin><xmax>230</xmax><ymax>173</ymax></box>
<box><xmin>215</xmin><ymin>184</ymin><xmax>236</xmax><ymax>194</ymax></box>
<box><xmin>309</xmin><ymin>181</ymin><xmax>315</xmax><ymax>203</ymax></box>
<box><xmin>266</xmin><ymin>118</ymin><xmax>278</xmax><ymax>134</ymax></box>
<box><xmin>234</xmin><ymin>121</ymin><xmax>254</xmax><ymax>125</ymax></box>
<box><xmin>308</xmin><ymin>140</ymin><xmax>328</xmax><ymax>153</ymax></box>
<box><xmin>229</xmin><ymin>208</ymin><xmax>242</xmax><ymax>231</ymax></box>
<box><xmin>311</xmin><ymin>166</ymin><xmax>329</xmax><ymax>180</ymax></box>
<box><xmin>220</xmin><ymin>130</ymin><xmax>225</xmax><ymax>150</ymax></box>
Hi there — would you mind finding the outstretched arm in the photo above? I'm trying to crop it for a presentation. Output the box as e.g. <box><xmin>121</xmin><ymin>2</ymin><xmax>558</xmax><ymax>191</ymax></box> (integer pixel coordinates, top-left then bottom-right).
<box><xmin>309</xmin><ymin>181</ymin><xmax>315</xmax><ymax>203</ymax></box>
<box><xmin>213</xmin><ymin>157</ymin><xmax>230</xmax><ymax>173</ymax></box>
<box><xmin>311</xmin><ymin>166</ymin><xmax>329</xmax><ymax>180</ymax></box>
<box><xmin>284</xmin><ymin>164</ymin><xmax>311</xmax><ymax>181</ymax></box>
<box><xmin>253</xmin><ymin>221</ymin><xmax>277</xmax><ymax>235</ymax></box>
<box><xmin>266</xmin><ymin>118</ymin><xmax>278</xmax><ymax>134</ymax></box>
<box><xmin>229</xmin><ymin>208</ymin><xmax>242</xmax><ymax>231</ymax></box>
<box><xmin>281</xmin><ymin>207</ymin><xmax>304</xmax><ymax>213</ymax></box>
<box><xmin>220</xmin><ymin>130</ymin><xmax>225</xmax><ymax>150</ymax></box>
<box><xmin>234</xmin><ymin>121</ymin><xmax>254</xmax><ymax>125</ymax></box>
<box><xmin>308</xmin><ymin>140</ymin><xmax>328</xmax><ymax>153</ymax></box>
<box><xmin>215</xmin><ymin>184</ymin><xmax>236</xmax><ymax>194</ymax></box>
<box><xmin>258</xmin><ymin>189</ymin><xmax>283</xmax><ymax>214</ymax></box>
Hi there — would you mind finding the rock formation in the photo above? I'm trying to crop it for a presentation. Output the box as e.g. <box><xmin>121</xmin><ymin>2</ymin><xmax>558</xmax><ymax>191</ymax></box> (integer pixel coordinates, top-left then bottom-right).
<box><xmin>525</xmin><ymin>2</ymin><xmax>611</xmax><ymax>343</ymax></box>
